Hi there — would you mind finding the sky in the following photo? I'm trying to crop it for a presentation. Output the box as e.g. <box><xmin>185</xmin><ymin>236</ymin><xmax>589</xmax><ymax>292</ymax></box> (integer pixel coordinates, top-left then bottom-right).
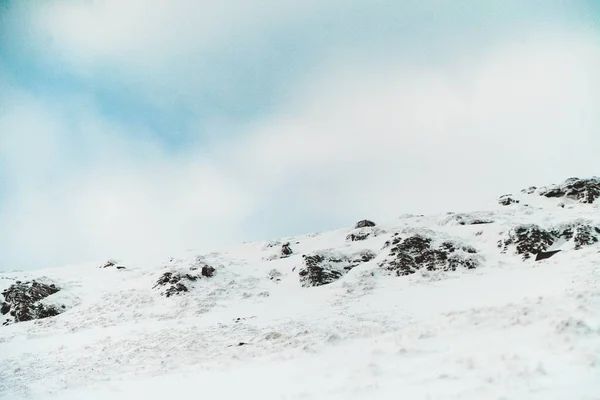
<box><xmin>0</xmin><ymin>0</ymin><xmax>599</xmax><ymax>270</ymax></box>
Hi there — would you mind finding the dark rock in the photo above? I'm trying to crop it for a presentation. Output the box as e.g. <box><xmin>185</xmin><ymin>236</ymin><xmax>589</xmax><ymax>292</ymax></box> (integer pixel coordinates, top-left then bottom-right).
<box><xmin>498</xmin><ymin>225</ymin><xmax>556</xmax><ymax>260</ymax></box>
<box><xmin>116</xmin><ymin>266</ymin><xmax>126</xmax><ymax>270</ymax></box>
<box><xmin>154</xmin><ymin>271</ymin><xmax>202</xmax><ymax>297</ymax></box>
<box><xmin>499</xmin><ymin>222</ymin><xmax>599</xmax><ymax>259</ymax></box>
<box><xmin>498</xmin><ymin>194</ymin><xmax>519</xmax><ymax>206</ymax></box>
<box><xmin>572</xmin><ymin>225</ymin><xmax>599</xmax><ymax>250</ymax></box>
<box><xmin>164</xmin><ymin>283</ymin><xmax>188</xmax><ymax>297</ymax></box>
<box><xmin>380</xmin><ymin>234</ymin><xmax>480</xmax><ymax>276</ymax></box>
<box><xmin>298</xmin><ymin>250</ymin><xmax>375</xmax><ymax>287</ymax></box>
<box><xmin>36</xmin><ymin>304</ymin><xmax>61</xmax><ymax>319</ymax></box>
<box><xmin>535</xmin><ymin>250</ymin><xmax>561</xmax><ymax>261</ymax></box>
<box><xmin>346</xmin><ymin>232</ymin><xmax>370</xmax><ymax>242</ymax></box>
<box><xmin>354</xmin><ymin>220</ymin><xmax>376</xmax><ymax>228</ymax></box>
<box><xmin>101</xmin><ymin>260</ymin><xmax>117</xmax><ymax>268</ymax></box>
<box><xmin>538</xmin><ymin>177</ymin><xmax>600</xmax><ymax>204</ymax></box>
<box><xmin>201</xmin><ymin>265</ymin><xmax>216</xmax><ymax>278</ymax></box>
<box><xmin>1</xmin><ymin>281</ymin><xmax>61</xmax><ymax>324</ymax></box>
<box><xmin>281</xmin><ymin>243</ymin><xmax>293</xmax><ymax>257</ymax></box>
<box><xmin>299</xmin><ymin>255</ymin><xmax>343</xmax><ymax>287</ymax></box>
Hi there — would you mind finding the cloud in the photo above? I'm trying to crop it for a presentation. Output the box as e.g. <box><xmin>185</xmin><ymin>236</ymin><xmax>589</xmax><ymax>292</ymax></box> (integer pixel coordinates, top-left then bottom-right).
<box><xmin>0</xmin><ymin>1</ymin><xmax>599</xmax><ymax>270</ymax></box>
<box><xmin>0</xmin><ymin>88</ymin><xmax>254</xmax><ymax>269</ymax></box>
<box><xmin>227</xmin><ymin>30</ymin><xmax>600</xmax><ymax>222</ymax></box>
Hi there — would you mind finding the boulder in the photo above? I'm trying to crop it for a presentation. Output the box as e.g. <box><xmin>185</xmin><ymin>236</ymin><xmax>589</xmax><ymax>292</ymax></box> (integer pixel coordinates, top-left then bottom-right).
<box><xmin>201</xmin><ymin>265</ymin><xmax>216</xmax><ymax>278</ymax></box>
<box><xmin>1</xmin><ymin>281</ymin><xmax>62</xmax><ymax>325</ymax></box>
<box><xmin>354</xmin><ymin>220</ymin><xmax>376</xmax><ymax>229</ymax></box>
<box><xmin>281</xmin><ymin>243</ymin><xmax>293</xmax><ymax>257</ymax></box>
<box><xmin>498</xmin><ymin>194</ymin><xmax>519</xmax><ymax>206</ymax></box>
<box><xmin>535</xmin><ymin>250</ymin><xmax>561</xmax><ymax>261</ymax></box>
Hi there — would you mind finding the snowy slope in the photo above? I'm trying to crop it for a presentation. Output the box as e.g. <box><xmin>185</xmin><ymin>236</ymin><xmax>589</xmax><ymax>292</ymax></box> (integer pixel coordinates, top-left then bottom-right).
<box><xmin>1</xmin><ymin>178</ymin><xmax>599</xmax><ymax>400</ymax></box>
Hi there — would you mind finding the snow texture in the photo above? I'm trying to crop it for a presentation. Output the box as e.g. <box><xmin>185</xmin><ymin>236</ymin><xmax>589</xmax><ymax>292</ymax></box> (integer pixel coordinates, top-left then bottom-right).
<box><xmin>1</xmin><ymin>177</ymin><xmax>599</xmax><ymax>400</ymax></box>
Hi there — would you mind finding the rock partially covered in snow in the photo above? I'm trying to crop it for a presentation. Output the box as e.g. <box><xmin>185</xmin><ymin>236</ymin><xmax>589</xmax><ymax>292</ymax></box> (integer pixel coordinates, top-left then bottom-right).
<box><xmin>153</xmin><ymin>270</ymin><xmax>207</xmax><ymax>297</ymax></box>
<box><xmin>299</xmin><ymin>249</ymin><xmax>376</xmax><ymax>287</ymax></box>
<box><xmin>537</xmin><ymin>177</ymin><xmax>600</xmax><ymax>204</ymax></box>
<box><xmin>281</xmin><ymin>243</ymin><xmax>293</xmax><ymax>257</ymax></box>
<box><xmin>499</xmin><ymin>222</ymin><xmax>600</xmax><ymax>259</ymax></box>
<box><xmin>354</xmin><ymin>219</ymin><xmax>376</xmax><ymax>229</ymax></box>
<box><xmin>498</xmin><ymin>225</ymin><xmax>556</xmax><ymax>260</ymax></box>
<box><xmin>201</xmin><ymin>265</ymin><xmax>216</xmax><ymax>278</ymax></box>
<box><xmin>498</xmin><ymin>194</ymin><xmax>519</xmax><ymax>206</ymax></box>
<box><xmin>559</xmin><ymin>223</ymin><xmax>600</xmax><ymax>250</ymax></box>
<box><xmin>380</xmin><ymin>233</ymin><xmax>480</xmax><ymax>276</ymax></box>
<box><xmin>440</xmin><ymin>213</ymin><xmax>494</xmax><ymax>226</ymax></box>
<box><xmin>1</xmin><ymin>281</ymin><xmax>62</xmax><ymax>325</ymax></box>
<box><xmin>346</xmin><ymin>225</ymin><xmax>384</xmax><ymax>242</ymax></box>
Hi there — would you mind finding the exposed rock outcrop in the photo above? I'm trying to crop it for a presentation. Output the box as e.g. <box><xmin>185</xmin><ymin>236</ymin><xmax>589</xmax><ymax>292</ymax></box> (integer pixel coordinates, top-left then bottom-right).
<box><xmin>498</xmin><ymin>225</ymin><xmax>556</xmax><ymax>260</ymax></box>
<box><xmin>153</xmin><ymin>266</ymin><xmax>215</xmax><ymax>297</ymax></box>
<box><xmin>538</xmin><ymin>177</ymin><xmax>600</xmax><ymax>204</ymax></box>
<box><xmin>380</xmin><ymin>233</ymin><xmax>480</xmax><ymax>276</ymax></box>
<box><xmin>1</xmin><ymin>281</ymin><xmax>62</xmax><ymax>325</ymax></box>
<box><xmin>299</xmin><ymin>249</ymin><xmax>376</xmax><ymax>287</ymax></box>
<box><xmin>499</xmin><ymin>222</ymin><xmax>600</xmax><ymax>259</ymax></box>
<box><xmin>498</xmin><ymin>194</ymin><xmax>519</xmax><ymax>206</ymax></box>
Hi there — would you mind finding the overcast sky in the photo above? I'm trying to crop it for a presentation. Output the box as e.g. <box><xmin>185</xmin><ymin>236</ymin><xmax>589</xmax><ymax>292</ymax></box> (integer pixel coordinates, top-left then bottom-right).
<box><xmin>0</xmin><ymin>0</ymin><xmax>599</xmax><ymax>270</ymax></box>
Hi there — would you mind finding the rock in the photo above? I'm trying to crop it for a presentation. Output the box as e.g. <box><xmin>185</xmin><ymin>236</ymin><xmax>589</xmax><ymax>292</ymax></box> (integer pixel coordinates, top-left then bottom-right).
<box><xmin>354</xmin><ymin>220</ymin><xmax>376</xmax><ymax>228</ymax></box>
<box><xmin>380</xmin><ymin>234</ymin><xmax>479</xmax><ymax>276</ymax></box>
<box><xmin>538</xmin><ymin>177</ymin><xmax>600</xmax><ymax>204</ymax></box>
<box><xmin>1</xmin><ymin>281</ymin><xmax>62</xmax><ymax>325</ymax></box>
<box><xmin>101</xmin><ymin>259</ymin><xmax>118</xmax><ymax>268</ymax></box>
<box><xmin>116</xmin><ymin>266</ymin><xmax>126</xmax><ymax>270</ymax></box>
<box><xmin>346</xmin><ymin>226</ymin><xmax>384</xmax><ymax>242</ymax></box>
<box><xmin>559</xmin><ymin>223</ymin><xmax>599</xmax><ymax>250</ymax></box>
<box><xmin>281</xmin><ymin>243</ymin><xmax>293</xmax><ymax>257</ymax></box>
<box><xmin>499</xmin><ymin>222</ymin><xmax>600</xmax><ymax>259</ymax></box>
<box><xmin>498</xmin><ymin>194</ymin><xmax>519</xmax><ymax>206</ymax></box>
<box><xmin>153</xmin><ymin>271</ymin><xmax>202</xmax><ymax>297</ymax></box>
<box><xmin>299</xmin><ymin>255</ymin><xmax>343</xmax><ymax>287</ymax></box>
<box><xmin>201</xmin><ymin>265</ymin><xmax>216</xmax><ymax>278</ymax></box>
<box><xmin>535</xmin><ymin>250</ymin><xmax>561</xmax><ymax>261</ymax></box>
<box><xmin>498</xmin><ymin>225</ymin><xmax>556</xmax><ymax>260</ymax></box>
<box><xmin>346</xmin><ymin>232</ymin><xmax>370</xmax><ymax>242</ymax></box>
<box><xmin>298</xmin><ymin>249</ymin><xmax>376</xmax><ymax>287</ymax></box>
<box><xmin>164</xmin><ymin>283</ymin><xmax>188</xmax><ymax>297</ymax></box>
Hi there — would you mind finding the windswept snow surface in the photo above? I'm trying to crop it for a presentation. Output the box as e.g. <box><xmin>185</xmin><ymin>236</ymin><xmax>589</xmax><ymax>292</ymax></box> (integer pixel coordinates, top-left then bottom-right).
<box><xmin>1</xmin><ymin>190</ymin><xmax>599</xmax><ymax>399</ymax></box>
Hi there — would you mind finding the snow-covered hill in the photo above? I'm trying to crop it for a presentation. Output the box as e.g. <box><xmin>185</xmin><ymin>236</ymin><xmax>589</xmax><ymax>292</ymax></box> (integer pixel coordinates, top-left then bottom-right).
<box><xmin>1</xmin><ymin>177</ymin><xmax>599</xmax><ymax>400</ymax></box>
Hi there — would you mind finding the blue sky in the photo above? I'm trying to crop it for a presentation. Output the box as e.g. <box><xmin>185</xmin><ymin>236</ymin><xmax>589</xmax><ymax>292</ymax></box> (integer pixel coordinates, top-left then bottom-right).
<box><xmin>0</xmin><ymin>0</ymin><xmax>599</xmax><ymax>270</ymax></box>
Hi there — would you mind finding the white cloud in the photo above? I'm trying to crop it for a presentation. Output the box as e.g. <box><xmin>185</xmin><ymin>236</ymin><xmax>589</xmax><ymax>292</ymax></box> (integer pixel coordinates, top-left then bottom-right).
<box><xmin>1</xmin><ymin>2</ymin><xmax>599</xmax><ymax>270</ymax></box>
<box><xmin>226</xmin><ymin>31</ymin><xmax>600</xmax><ymax>220</ymax></box>
<box><xmin>0</xmin><ymin>91</ymin><xmax>254</xmax><ymax>269</ymax></box>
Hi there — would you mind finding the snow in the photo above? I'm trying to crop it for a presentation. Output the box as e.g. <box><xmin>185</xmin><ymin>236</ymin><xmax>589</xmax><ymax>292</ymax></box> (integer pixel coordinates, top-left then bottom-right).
<box><xmin>1</xmin><ymin>188</ymin><xmax>599</xmax><ymax>399</ymax></box>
